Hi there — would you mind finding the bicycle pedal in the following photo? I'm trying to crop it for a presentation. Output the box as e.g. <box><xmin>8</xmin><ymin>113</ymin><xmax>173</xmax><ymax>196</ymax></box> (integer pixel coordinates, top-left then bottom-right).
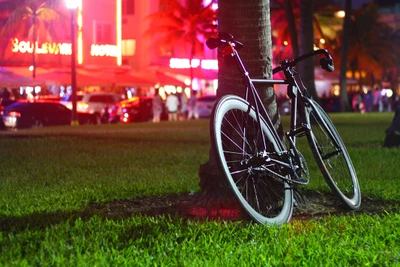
<box><xmin>295</xmin><ymin>176</ymin><xmax>309</xmax><ymax>185</ymax></box>
<box><xmin>290</xmin><ymin>124</ymin><xmax>311</xmax><ymax>137</ymax></box>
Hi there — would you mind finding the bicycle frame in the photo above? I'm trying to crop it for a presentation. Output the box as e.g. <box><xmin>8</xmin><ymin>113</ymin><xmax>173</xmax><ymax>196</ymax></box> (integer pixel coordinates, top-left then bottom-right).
<box><xmin>226</xmin><ymin>44</ymin><xmax>335</xmax><ymax>183</ymax></box>
<box><xmin>207</xmin><ymin>34</ymin><xmax>361</xmax><ymax>220</ymax></box>
<box><xmin>227</xmin><ymin>46</ymin><xmax>286</xmax><ymax>151</ymax></box>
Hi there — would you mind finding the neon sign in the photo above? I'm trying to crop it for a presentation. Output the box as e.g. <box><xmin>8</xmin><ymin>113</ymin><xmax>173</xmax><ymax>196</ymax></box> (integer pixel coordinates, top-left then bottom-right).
<box><xmin>11</xmin><ymin>38</ymin><xmax>71</xmax><ymax>55</ymax></box>
<box><xmin>201</xmin><ymin>59</ymin><xmax>218</xmax><ymax>70</ymax></box>
<box><xmin>90</xmin><ymin>44</ymin><xmax>118</xmax><ymax>57</ymax></box>
<box><xmin>11</xmin><ymin>38</ymin><xmax>118</xmax><ymax>58</ymax></box>
<box><xmin>169</xmin><ymin>58</ymin><xmax>218</xmax><ymax>70</ymax></box>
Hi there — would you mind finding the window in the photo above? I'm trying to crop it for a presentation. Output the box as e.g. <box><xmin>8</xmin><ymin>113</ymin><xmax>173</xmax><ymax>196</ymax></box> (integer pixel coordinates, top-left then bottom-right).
<box><xmin>121</xmin><ymin>39</ymin><xmax>136</xmax><ymax>56</ymax></box>
<box><xmin>94</xmin><ymin>21</ymin><xmax>112</xmax><ymax>44</ymax></box>
<box><xmin>122</xmin><ymin>0</ymin><xmax>134</xmax><ymax>15</ymax></box>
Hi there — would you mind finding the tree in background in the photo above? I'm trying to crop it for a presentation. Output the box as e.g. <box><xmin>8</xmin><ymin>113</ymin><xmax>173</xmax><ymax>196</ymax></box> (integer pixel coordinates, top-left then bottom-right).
<box><xmin>339</xmin><ymin>0</ymin><xmax>352</xmax><ymax>111</ymax></box>
<box><xmin>0</xmin><ymin>1</ymin><xmax>18</xmax><ymax>62</ymax></box>
<box><xmin>1</xmin><ymin>0</ymin><xmax>62</xmax><ymax>78</ymax></box>
<box><xmin>272</xmin><ymin>1</ymin><xmax>398</xmax><ymax>110</ymax></box>
<box><xmin>144</xmin><ymin>0</ymin><xmax>217</xmax><ymax>91</ymax></box>
<box><xmin>341</xmin><ymin>3</ymin><xmax>398</xmax><ymax>86</ymax></box>
<box><xmin>271</xmin><ymin>0</ymin><xmax>342</xmax><ymax>102</ymax></box>
<box><xmin>270</xmin><ymin>0</ymin><xmax>341</xmax><ymax>62</ymax></box>
<box><xmin>298</xmin><ymin>0</ymin><xmax>318</xmax><ymax>101</ymax></box>
<box><xmin>282</xmin><ymin>0</ymin><xmax>299</xmax><ymax>58</ymax></box>
<box><xmin>194</xmin><ymin>0</ymin><xmax>281</xmax><ymax>210</ymax></box>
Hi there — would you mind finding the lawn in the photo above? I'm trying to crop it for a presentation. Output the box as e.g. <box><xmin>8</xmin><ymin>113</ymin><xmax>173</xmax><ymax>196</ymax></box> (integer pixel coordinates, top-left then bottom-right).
<box><xmin>0</xmin><ymin>113</ymin><xmax>399</xmax><ymax>266</ymax></box>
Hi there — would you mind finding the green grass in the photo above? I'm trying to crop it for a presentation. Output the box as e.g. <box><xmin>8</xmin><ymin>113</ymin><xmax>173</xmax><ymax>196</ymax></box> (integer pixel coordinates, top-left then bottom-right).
<box><xmin>1</xmin><ymin>113</ymin><xmax>399</xmax><ymax>266</ymax></box>
<box><xmin>1</xmin><ymin>214</ymin><xmax>399</xmax><ymax>266</ymax></box>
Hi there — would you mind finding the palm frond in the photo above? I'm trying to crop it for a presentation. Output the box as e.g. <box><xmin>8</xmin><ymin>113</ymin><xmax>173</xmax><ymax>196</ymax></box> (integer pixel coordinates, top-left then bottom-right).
<box><xmin>36</xmin><ymin>7</ymin><xmax>61</xmax><ymax>22</ymax></box>
<box><xmin>144</xmin><ymin>0</ymin><xmax>216</xmax><ymax>58</ymax></box>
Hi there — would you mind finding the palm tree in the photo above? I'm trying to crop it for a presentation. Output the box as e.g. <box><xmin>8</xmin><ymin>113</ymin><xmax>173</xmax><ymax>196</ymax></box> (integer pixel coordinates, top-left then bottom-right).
<box><xmin>194</xmin><ymin>0</ymin><xmax>281</xmax><ymax>208</ymax></box>
<box><xmin>271</xmin><ymin>0</ymin><xmax>342</xmax><ymax>102</ymax></box>
<box><xmin>344</xmin><ymin>3</ymin><xmax>398</xmax><ymax>85</ymax></box>
<box><xmin>282</xmin><ymin>0</ymin><xmax>299</xmax><ymax>58</ymax></box>
<box><xmin>270</xmin><ymin>0</ymin><xmax>341</xmax><ymax>61</ymax></box>
<box><xmin>298</xmin><ymin>0</ymin><xmax>318</xmax><ymax>101</ymax></box>
<box><xmin>0</xmin><ymin>0</ymin><xmax>18</xmax><ymax>60</ymax></box>
<box><xmin>339</xmin><ymin>0</ymin><xmax>352</xmax><ymax>112</ymax></box>
<box><xmin>144</xmin><ymin>0</ymin><xmax>217</xmax><ymax>90</ymax></box>
<box><xmin>1</xmin><ymin>0</ymin><xmax>62</xmax><ymax>78</ymax></box>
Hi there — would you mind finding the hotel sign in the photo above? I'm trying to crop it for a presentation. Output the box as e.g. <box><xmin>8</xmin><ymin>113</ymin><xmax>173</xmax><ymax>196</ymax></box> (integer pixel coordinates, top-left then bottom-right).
<box><xmin>169</xmin><ymin>58</ymin><xmax>218</xmax><ymax>70</ymax></box>
<box><xmin>12</xmin><ymin>38</ymin><xmax>72</xmax><ymax>55</ymax></box>
<box><xmin>11</xmin><ymin>38</ymin><xmax>118</xmax><ymax>58</ymax></box>
<box><xmin>90</xmin><ymin>44</ymin><xmax>119</xmax><ymax>57</ymax></box>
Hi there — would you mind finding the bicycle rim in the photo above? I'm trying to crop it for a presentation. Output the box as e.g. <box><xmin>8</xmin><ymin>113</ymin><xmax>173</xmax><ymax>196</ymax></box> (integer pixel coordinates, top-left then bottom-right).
<box><xmin>212</xmin><ymin>95</ymin><xmax>293</xmax><ymax>225</ymax></box>
<box><xmin>306</xmin><ymin>99</ymin><xmax>361</xmax><ymax>209</ymax></box>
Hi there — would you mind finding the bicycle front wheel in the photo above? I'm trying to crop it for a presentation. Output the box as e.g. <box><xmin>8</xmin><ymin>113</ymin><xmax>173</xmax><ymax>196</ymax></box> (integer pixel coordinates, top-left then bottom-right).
<box><xmin>306</xmin><ymin>99</ymin><xmax>361</xmax><ymax>209</ymax></box>
<box><xmin>212</xmin><ymin>95</ymin><xmax>293</xmax><ymax>225</ymax></box>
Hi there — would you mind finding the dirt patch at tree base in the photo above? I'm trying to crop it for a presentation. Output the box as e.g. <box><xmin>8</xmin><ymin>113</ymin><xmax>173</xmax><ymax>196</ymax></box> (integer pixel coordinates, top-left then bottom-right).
<box><xmin>87</xmin><ymin>192</ymin><xmax>399</xmax><ymax>222</ymax></box>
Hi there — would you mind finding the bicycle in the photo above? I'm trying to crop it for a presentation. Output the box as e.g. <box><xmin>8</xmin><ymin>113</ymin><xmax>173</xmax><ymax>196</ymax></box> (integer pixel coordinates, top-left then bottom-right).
<box><xmin>206</xmin><ymin>33</ymin><xmax>361</xmax><ymax>225</ymax></box>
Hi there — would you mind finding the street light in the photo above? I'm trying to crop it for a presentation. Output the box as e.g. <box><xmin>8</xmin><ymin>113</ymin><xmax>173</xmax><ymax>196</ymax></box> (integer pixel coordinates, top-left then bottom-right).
<box><xmin>66</xmin><ymin>0</ymin><xmax>79</xmax><ymax>126</ymax></box>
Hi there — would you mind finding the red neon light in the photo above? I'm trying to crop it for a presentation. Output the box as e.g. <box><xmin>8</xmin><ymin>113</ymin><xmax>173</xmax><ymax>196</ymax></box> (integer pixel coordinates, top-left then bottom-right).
<box><xmin>169</xmin><ymin>58</ymin><xmax>218</xmax><ymax>70</ymax></box>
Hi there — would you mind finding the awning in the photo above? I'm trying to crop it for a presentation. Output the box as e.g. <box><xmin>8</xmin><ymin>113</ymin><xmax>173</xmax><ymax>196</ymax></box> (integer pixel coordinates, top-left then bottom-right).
<box><xmin>35</xmin><ymin>69</ymin><xmax>110</xmax><ymax>86</ymax></box>
<box><xmin>166</xmin><ymin>68</ymin><xmax>218</xmax><ymax>80</ymax></box>
<box><xmin>106</xmin><ymin>70</ymin><xmax>155</xmax><ymax>86</ymax></box>
<box><xmin>154</xmin><ymin>71</ymin><xmax>187</xmax><ymax>87</ymax></box>
<box><xmin>149</xmin><ymin>66</ymin><xmax>218</xmax><ymax>81</ymax></box>
<box><xmin>118</xmin><ymin>70</ymin><xmax>187</xmax><ymax>87</ymax></box>
<box><xmin>0</xmin><ymin>67</ymin><xmax>44</xmax><ymax>87</ymax></box>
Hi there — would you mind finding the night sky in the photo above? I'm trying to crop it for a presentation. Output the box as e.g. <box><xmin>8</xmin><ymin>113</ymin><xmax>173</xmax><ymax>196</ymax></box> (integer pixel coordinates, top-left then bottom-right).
<box><xmin>352</xmin><ymin>0</ymin><xmax>374</xmax><ymax>8</ymax></box>
<box><xmin>335</xmin><ymin>0</ymin><xmax>375</xmax><ymax>9</ymax></box>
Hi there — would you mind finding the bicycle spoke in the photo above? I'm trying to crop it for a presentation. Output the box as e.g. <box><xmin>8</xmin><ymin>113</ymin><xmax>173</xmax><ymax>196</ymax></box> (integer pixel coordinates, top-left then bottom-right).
<box><xmin>221</xmin><ymin>130</ymin><xmax>251</xmax><ymax>157</ymax></box>
<box><xmin>222</xmin><ymin>110</ymin><xmax>253</xmax><ymax>150</ymax></box>
<box><xmin>251</xmin><ymin>177</ymin><xmax>262</xmax><ymax>212</ymax></box>
<box><xmin>230</xmin><ymin>168</ymin><xmax>249</xmax><ymax>176</ymax></box>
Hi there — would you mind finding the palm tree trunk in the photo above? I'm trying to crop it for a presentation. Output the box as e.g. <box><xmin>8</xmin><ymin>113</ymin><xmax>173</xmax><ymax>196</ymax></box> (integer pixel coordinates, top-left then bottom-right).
<box><xmin>339</xmin><ymin>0</ymin><xmax>352</xmax><ymax>111</ymax></box>
<box><xmin>32</xmin><ymin>13</ymin><xmax>37</xmax><ymax>78</ymax></box>
<box><xmin>298</xmin><ymin>0</ymin><xmax>318</xmax><ymax>101</ymax></box>
<box><xmin>193</xmin><ymin>0</ymin><xmax>280</xmax><ymax>210</ymax></box>
<box><xmin>283</xmin><ymin>0</ymin><xmax>299</xmax><ymax>58</ymax></box>
<box><xmin>189</xmin><ymin>39</ymin><xmax>195</xmax><ymax>92</ymax></box>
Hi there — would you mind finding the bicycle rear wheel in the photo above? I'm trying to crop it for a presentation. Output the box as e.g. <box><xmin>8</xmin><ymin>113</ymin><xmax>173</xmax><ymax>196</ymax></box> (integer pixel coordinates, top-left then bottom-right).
<box><xmin>305</xmin><ymin>99</ymin><xmax>361</xmax><ymax>209</ymax></box>
<box><xmin>212</xmin><ymin>95</ymin><xmax>293</xmax><ymax>225</ymax></box>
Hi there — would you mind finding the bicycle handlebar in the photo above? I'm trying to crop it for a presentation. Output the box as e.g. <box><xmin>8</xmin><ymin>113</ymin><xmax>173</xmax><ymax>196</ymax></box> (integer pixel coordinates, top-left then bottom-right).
<box><xmin>272</xmin><ymin>49</ymin><xmax>334</xmax><ymax>74</ymax></box>
<box><xmin>206</xmin><ymin>33</ymin><xmax>335</xmax><ymax>74</ymax></box>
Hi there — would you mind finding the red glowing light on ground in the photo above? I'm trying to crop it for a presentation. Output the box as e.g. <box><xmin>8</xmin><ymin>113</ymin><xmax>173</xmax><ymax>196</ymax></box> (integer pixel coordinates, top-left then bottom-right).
<box><xmin>188</xmin><ymin>207</ymin><xmax>240</xmax><ymax>218</ymax></box>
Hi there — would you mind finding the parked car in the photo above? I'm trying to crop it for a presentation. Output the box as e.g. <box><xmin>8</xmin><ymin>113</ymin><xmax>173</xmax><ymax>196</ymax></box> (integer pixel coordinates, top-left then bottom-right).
<box><xmin>109</xmin><ymin>96</ymin><xmax>168</xmax><ymax>123</ymax></box>
<box><xmin>2</xmin><ymin>101</ymin><xmax>96</xmax><ymax>129</ymax></box>
<box><xmin>196</xmin><ymin>95</ymin><xmax>217</xmax><ymax>118</ymax></box>
<box><xmin>60</xmin><ymin>92</ymin><xmax>122</xmax><ymax>123</ymax></box>
<box><xmin>0</xmin><ymin>99</ymin><xmax>17</xmax><ymax>130</ymax></box>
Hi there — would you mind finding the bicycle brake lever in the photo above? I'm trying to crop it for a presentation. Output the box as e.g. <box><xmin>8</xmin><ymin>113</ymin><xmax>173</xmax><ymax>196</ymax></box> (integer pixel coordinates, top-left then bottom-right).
<box><xmin>320</xmin><ymin>58</ymin><xmax>334</xmax><ymax>72</ymax></box>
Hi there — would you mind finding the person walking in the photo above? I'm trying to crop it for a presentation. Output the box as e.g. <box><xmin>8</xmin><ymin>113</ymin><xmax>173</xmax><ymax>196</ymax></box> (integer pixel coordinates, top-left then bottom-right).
<box><xmin>373</xmin><ymin>84</ymin><xmax>383</xmax><ymax>112</ymax></box>
<box><xmin>165</xmin><ymin>92</ymin><xmax>179</xmax><ymax>121</ymax></box>
<box><xmin>187</xmin><ymin>90</ymin><xmax>199</xmax><ymax>119</ymax></box>
<box><xmin>1</xmin><ymin>88</ymin><xmax>12</xmax><ymax>107</ymax></box>
<box><xmin>152</xmin><ymin>89</ymin><xmax>163</xmax><ymax>123</ymax></box>
<box><xmin>179</xmin><ymin>92</ymin><xmax>188</xmax><ymax>120</ymax></box>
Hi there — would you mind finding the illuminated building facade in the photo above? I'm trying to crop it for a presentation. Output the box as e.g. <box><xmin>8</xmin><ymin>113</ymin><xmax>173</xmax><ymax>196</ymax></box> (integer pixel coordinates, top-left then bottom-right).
<box><xmin>1</xmin><ymin>0</ymin><xmax>121</xmax><ymax>69</ymax></box>
<box><xmin>0</xmin><ymin>0</ymin><xmax>218</xmax><ymax>96</ymax></box>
